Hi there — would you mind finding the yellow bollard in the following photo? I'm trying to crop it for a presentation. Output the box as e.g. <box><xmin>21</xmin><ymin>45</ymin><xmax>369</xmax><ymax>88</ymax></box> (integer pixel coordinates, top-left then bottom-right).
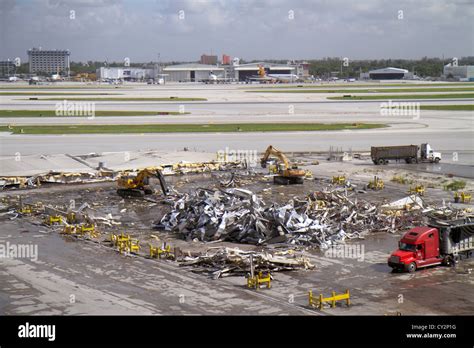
<box><xmin>309</xmin><ymin>289</ymin><xmax>351</xmax><ymax>310</ymax></box>
<box><xmin>66</xmin><ymin>212</ymin><xmax>76</xmax><ymax>224</ymax></box>
<box><xmin>46</xmin><ymin>215</ymin><xmax>63</xmax><ymax>225</ymax></box>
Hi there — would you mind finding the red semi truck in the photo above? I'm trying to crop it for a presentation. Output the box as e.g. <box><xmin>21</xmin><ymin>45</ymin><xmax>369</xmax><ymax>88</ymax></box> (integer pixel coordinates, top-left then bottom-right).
<box><xmin>388</xmin><ymin>218</ymin><xmax>474</xmax><ymax>272</ymax></box>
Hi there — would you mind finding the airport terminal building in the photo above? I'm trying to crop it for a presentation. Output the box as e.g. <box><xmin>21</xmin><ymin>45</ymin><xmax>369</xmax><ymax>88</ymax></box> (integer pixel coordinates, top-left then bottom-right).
<box><xmin>96</xmin><ymin>67</ymin><xmax>155</xmax><ymax>81</ymax></box>
<box><xmin>368</xmin><ymin>67</ymin><xmax>409</xmax><ymax>80</ymax></box>
<box><xmin>360</xmin><ymin>67</ymin><xmax>411</xmax><ymax>80</ymax></box>
<box><xmin>163</xmin><ymin>63</ymin><xmax>224</xmax><ymax>82</ymax></box>
<box><xmin>443</xmin><ymin>63</ymin><xmax>474</xmax><ymax>81</ymax></box>
<box><xmin>233</xmin><ymin>62</ymin><xmax>295</xmax><ymax>81</ymax></box>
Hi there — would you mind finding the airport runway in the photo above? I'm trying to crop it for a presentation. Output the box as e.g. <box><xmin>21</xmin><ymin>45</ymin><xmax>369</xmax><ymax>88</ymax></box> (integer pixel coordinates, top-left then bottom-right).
<box><xmin>1</xmin><ymin>129</ymin><xmax>473</xmax><ymax>161</ymax></box>
<box><xmin>1</xmin><ymin>83</ymin><xmax>472</xmax><ymax>164</ymax></box>
<box><xmin>0</xmin><ymin>100</ymin><xmax>472</xmax><ymax>125</ymax></box>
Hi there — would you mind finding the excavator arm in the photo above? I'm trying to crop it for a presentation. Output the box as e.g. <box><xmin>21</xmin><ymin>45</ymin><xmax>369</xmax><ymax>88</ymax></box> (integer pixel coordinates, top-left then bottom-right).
<box><xmin>155</xmin><ymin>169</ymin><xmax>169</xmax><ymax>196</ymax></box>
<box><xmin>261</xmin><ymin>145</ymin><xmax>306</xmax><ymax>185</ymax></box>
<box><xmin>261</xmin><ymin>145</ymin><xmax>290</xmax><ymax>169</ymax></box>
<box><xmin>117</xmin><ymin>168</ymin><xmax>169</xmax><ymax>198</ymax></box>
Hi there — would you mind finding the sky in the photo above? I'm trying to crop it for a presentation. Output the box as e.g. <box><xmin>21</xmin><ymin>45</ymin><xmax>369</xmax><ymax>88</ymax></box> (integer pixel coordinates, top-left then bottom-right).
<box><xmin>1</xmin><ymin>0</ymin><xmax>473</xmax><ymax>63</ymax></box>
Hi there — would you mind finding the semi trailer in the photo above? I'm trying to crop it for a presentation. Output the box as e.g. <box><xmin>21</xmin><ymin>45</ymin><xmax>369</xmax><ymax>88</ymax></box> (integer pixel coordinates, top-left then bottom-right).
<box><xmin>388</xmin><ymin>218</ymin><xmax>474</xmax><ymax>272</ymax></box>
<box><xmin>371</xmin><ymin>143</ymin><xmax>441</xmax><ymax>165</ymax></box>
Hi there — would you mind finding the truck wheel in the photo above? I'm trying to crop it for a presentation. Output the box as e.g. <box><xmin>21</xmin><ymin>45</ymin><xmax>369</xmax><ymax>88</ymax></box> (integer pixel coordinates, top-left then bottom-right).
<box><xmin>405</xmin><ymin>158</ymin><xmax>411</xmax><ymax>164</ymax></box>
<box><xmin>383</xmin><ymin>159</ymin><xmax>389</xmax><ymax>165</ymax></box>
<box><xmin>377</xmin><ymin>159</ymin><xmax>385</xmax><ymax>165</ymax></box>
<box><xmin>442</xmin><ymin>255</ymin><xmax>453</xmax><ymax>266</ymax></box>
<box><xmin>434</xmin><ymin>158</ymin><xmax>440</xmax><ymax>163</ymax></box>
<box><xmin>407</xmin><ymin>262</ymin><xmax>416</xmax><ymax>273</ymax></box>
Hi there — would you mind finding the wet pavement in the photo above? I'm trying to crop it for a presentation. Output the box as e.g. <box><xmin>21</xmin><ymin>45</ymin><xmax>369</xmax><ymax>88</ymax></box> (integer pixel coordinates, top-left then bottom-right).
<box><xmin>1</xmin><ymin>169</ymin><xmax>473</xmax><ymax>315</ymax></box>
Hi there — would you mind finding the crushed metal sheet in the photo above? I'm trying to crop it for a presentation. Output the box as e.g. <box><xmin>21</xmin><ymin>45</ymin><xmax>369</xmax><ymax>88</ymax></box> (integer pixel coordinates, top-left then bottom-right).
<box><xmin>154</xmin><ymin>187</ymin><xmax>427</xmax><ymax>248</ymax></box>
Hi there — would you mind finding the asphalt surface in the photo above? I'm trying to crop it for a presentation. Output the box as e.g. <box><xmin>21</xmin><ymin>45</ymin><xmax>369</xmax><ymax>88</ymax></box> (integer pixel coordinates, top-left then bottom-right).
<box><xmin>1</xmin><ymin>82</ymin><xmax>472</xmax><ymax>164</ymax></box>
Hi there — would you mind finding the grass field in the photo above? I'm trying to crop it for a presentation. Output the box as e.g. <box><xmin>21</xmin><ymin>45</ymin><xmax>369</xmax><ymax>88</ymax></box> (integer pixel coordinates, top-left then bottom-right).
<box><xmin>0</xmin><ymin>123</ymin><xmax>386</xmax><ymax>134</ymax></box>
<box><xmin>0</xmin><ymin>110</ymin><xmax>189</xmax><ymax>117</ymax></box>
<box><xmin>328</xmin><ymin>93</ymin><xmax>474</xmax><ymax>100</ymax></box>
<box><xmin>419</xmin><ymin>105</ymin><xmax>474</xmax><ymax>111</ymax></box>
<box><xmin>242</xmin><ymin>82</ymin><xmax>474</xmax><ymax>89</ymax></box>
<box><xmin>0</xmin><ymin>85</ymin><xmax>125</xmax><ymax>90</ymax></box>
<box><xmin>20</xmin><ymin>97</ymin><xmax>207</xmax><ymax>101</ymax></box>
<box><xmin>248</xmin><ymin>87</ymin><xmax>474</xmax><ymax>93</ymax></box>
<box><xmin>0</xmin><ymin>92</ymin><xmax>122</xmax><ymax>96</ymax></box>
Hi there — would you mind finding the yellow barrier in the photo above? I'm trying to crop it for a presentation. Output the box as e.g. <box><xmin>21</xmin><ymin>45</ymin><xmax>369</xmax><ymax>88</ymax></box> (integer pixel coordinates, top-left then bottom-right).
<box><xmin>309</xmin><ymin>289</ymin><xmax>351</xmax><ymax>310</ymax></box>
<box><xmin>128</xmin><ymin>239</ymin><xmax>140</xmax><ymax>254</ymax></box>
<box><xmin>66</xmin><ymin>212</ymin><xmax>77</xmax><ymax>224</ymax></box>
<box><xmin>149</xmin><ymin>244</ymin><xmax>172</xmax><ymax>259</ymax></box>
<box><xmin>247</xmin><ymin>271</ymin><xmax>271</xmax><ymax>290</ymax></box>
<box><xmin>110</xmin><ymin>233</ymin><xmax>138</xmax><ymax>254</ymax></box>
<box><xmin>462</xmin><ymin>192</ymin><xmax>472</xmax><ymax>203</ymax></box>
<box><xmin>455</xmin><ymin>191</ymin><xmax>472</xmax><ymax>204</ymax></box>
<box><xmin>62</xmin><ymin>225</ymin><xmax>77</xmax><ymax>235</ymax></box>
<box><xmin>62</xmin><ymin>224</ymin><xmax>99</xmax><ymax>238</ymax></box>
<box><xmin>332</xmin><ymin>175</ymin><xmax>346</xmax><ymax>185</ymax></box>
<box><xmin>19</xmin><ymin>205</ymin><xmax>33</xmax><ymax>214</ymax></box>
<box><xmin>408</xmin><ymin>185</ymin><xmax>425</xmax><ymax>196</ymax></box>
<box><xmin>80</xmin><ymin>224</ymin><xmax>95</xmax><ymax>234</ymax></box>
<box><xmin>367</xmin><ymin>176</ymin><xmax>384</xmax><ymax>190</ymax></box>
<box><xmin>46</xmin><ymin>215</ymin><xmax>63</xmax><ymax>225</ymax></box>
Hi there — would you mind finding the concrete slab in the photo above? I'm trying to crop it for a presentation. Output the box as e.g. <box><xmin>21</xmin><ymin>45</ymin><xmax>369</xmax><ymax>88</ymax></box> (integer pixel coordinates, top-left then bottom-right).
<box><xmin>77</xmin><ymin>150</ymin><xmax>218</xmax><ymax>171</ymax></box>
<box><xmin>0</xmin><ymin>150</ymin><xmax>219</xmax><ymax>177</ymax></box>
<box><xmin>0</xmin><ymin>154</ymin><xmax>92</xmax><ymax>177</ymax></box>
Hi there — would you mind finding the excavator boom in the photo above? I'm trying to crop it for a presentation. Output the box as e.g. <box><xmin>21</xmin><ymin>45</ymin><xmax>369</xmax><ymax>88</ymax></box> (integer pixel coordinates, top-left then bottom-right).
<box><xmin>261</xmin><ymin>145</ymin><xmax>306</xmax><ymax>185</ymax></box>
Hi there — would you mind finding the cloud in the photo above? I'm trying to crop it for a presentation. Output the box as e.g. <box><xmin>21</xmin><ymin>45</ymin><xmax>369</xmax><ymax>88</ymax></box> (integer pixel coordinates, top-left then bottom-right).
<box><xmin>1</xmin><ymin>0</ymin><xmax>472</xmax><ymax>61</ymax></box>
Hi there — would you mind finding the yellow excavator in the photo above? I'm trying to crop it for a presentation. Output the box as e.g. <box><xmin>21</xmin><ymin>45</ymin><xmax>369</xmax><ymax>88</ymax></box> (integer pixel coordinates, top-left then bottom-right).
<box><xmin>261</xmin><ymin>145</ymin><xmax>306</xmax><ymax>185</ymax></box>
<box><xmin>117</xmin><ymin>168</ymin><xmax>169</xmax><ymax>198</ymax></box>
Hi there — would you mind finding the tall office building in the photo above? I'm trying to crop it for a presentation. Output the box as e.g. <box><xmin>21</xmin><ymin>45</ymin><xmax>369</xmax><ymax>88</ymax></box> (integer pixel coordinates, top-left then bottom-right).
<box><xmin>200</xmin><ymin>54</ymin><xmax>218</xmax><ymax>65</ymax></box>
<box><xmin>28</xmin><ymin>48</ymin><xmax>70</xmax><ymax>75</ymax></box>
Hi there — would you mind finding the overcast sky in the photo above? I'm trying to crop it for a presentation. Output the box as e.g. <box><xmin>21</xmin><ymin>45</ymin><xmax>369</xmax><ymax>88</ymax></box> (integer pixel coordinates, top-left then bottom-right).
<box><xmin>1</xmin><ymin>0</ymin><xmax>473</xmax><ymax>62</ymax></box>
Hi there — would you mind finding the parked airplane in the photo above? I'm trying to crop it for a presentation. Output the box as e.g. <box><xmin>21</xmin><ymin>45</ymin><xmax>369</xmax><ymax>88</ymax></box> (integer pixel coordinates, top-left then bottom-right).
<box><xmin>246</xmin><ymin>65</ymin><xmax>299</xmax><ymax>83</ymax></box>
<box><xmin>203</xmin><ymin>71</ymin><xmax>228</xmax><ymax>84</ymax></box>
<box><xmin>267</xmin><ymin>73</ymin><xmax>299</xmax><ymax>82</ymax></box>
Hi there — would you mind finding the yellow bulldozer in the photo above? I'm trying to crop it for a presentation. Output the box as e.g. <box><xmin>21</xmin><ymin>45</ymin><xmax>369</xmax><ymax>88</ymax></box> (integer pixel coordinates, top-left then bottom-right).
<box><xmin>261</xmin><ymin>145</ymin><xmax>306</xmax><ymax>185</ymax></box>
<box><xmin>117</xmin><ymin>168</ymin><xmax>169</xmax><ymax>198</ymax></box>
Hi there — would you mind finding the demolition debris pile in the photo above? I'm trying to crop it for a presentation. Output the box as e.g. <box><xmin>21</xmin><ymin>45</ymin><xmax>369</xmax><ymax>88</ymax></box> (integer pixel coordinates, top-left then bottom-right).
<box><xmin>180</xmin><ymin>247</ymin><xmax>314</xmax><ymax>278</ymax></box>
<box><xmin>155</xmin><ymin>188</ymin><xmax>424</xmax><ymax>248</ymax></box>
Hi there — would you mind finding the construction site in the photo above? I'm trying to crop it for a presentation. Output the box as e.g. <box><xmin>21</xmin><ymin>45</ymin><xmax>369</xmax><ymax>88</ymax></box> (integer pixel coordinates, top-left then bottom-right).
<box><xmin>1</xmin><ymin>80</ymin><xmax>473</xmax><ymax>316</ymax></box>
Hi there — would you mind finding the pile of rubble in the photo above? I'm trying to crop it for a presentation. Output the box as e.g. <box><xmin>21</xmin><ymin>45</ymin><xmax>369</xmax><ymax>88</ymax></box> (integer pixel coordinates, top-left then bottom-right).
<box><xmin>179</xmin><ymin>247</ymin><xmax>314</xmax><ymax>278</ymax></box>
<box><xmin>154</xmin><ymin>187</ymin><xmax>424</xmax><ymax>248</ymax></box>
<box><xmin>0</xmin><ymin>162</ymin><xmax>243</xmax><ymax>189</ymax></box>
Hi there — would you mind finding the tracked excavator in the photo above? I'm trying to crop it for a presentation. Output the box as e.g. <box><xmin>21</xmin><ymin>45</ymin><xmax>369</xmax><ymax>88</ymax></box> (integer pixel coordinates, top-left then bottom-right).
<box><xmin>261</xmin><ymin>145</ymin><xmax>306</xmax><ymax>185</ymax></box>
<box><xmin>117</xmin><ymin>168</ymin><xmax>169</xmax><ymax>198</ymax></box>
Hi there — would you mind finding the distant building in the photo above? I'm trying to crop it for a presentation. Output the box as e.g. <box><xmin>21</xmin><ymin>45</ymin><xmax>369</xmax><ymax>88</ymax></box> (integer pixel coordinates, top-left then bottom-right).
<box><xmin>291</xmin><ymin>61</ymin><xmax>310</xmax><ymax>78</ymax></box>
<box><xmin>163</xmin><ymin>63</ymin><xmax>224</xmax><ymax>82</ymax></box>
<box><xmin>222</xmin><ymin>54</ymin><xmax>231</xmax><ymax>65</ymax></box>
<box><xmin>233</xmin><ymin>62</ymin><xmax>295</xmax><ymax>81</ymax></box>
<box><xmin>443</xmin><ymin>63</ymin><xmax>474</xmax><ymax>81</ymax></box>
<box><xmin>0</xmin><ymin>60</ymin><xmax>16</xmax><ymax>77</ymax></box>
<box><xmin>96</xmin><ymin>67</ymin><xmax>155</xmax><ymax>81</ymax></box>
<box><xmin>28</xmin><ymin>48</ymin><xmax>70</xmax><ymax>75</ymax></box>
<box><xmin>361</xmin><ymin>67</ymin><xmax>410</xmax><ymax>80</ymax></box>
<box><xmin>200</xmin><ymin>54</ymin><xmax>218</xmax><ymax>65</ymax></box>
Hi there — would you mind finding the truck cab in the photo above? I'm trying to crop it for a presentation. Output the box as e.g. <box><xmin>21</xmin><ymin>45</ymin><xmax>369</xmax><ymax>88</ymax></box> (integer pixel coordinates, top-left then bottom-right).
<box><xmin>388</xmin><ymin>226</ymin><xmax>443</xmax><ymax>272</ymax></box>
<box><xmin>421</xmin><ymin>143</ymin><xmax>441</xmax><ymax>163</ymax></box>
